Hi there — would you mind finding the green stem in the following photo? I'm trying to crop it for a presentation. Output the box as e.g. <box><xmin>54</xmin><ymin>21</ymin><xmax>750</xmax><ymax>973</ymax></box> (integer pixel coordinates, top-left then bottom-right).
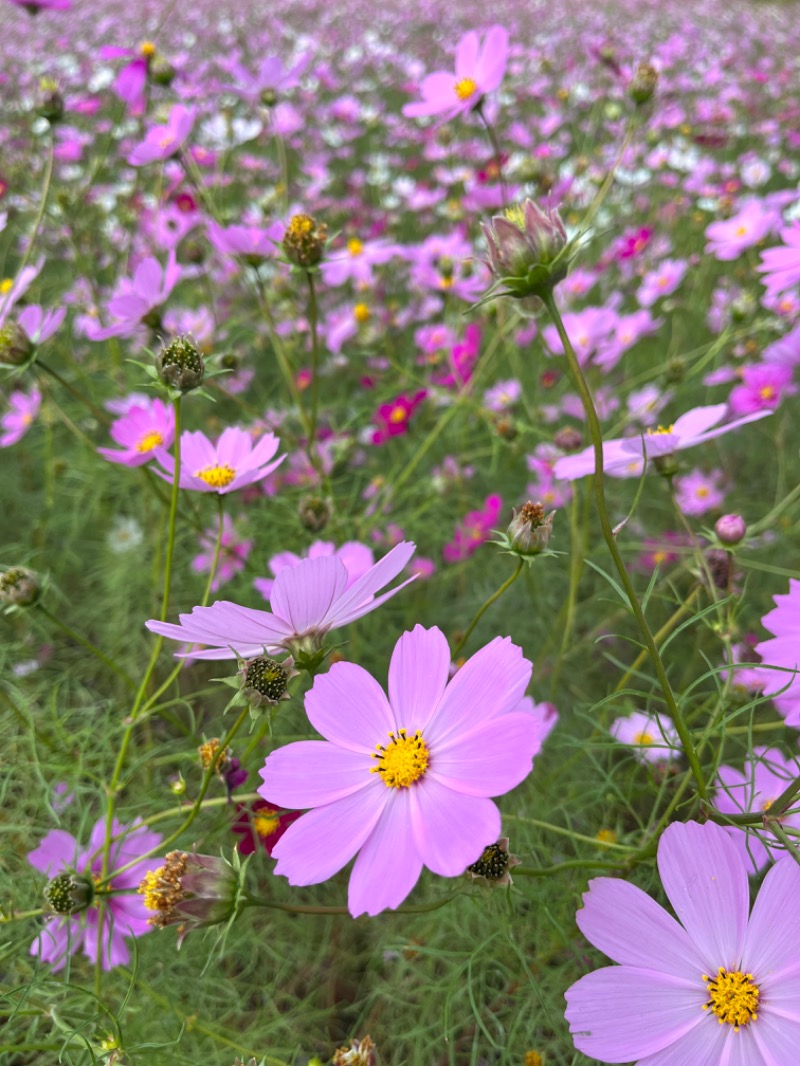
<box><xmin>0</xmin><ymin>133</ymin><xmax>54</xmax><ymax>319</ymax></box>
<box><xmin>541</xmin><ymin>292</ymin><xmax>707</xmax><ymax>801</ymax></box>
<box><xmin>452</xmin><ymin>558</ymin><xmax>524</xmax><ymax>660</ymax></box>
<box><xmin>36</xmin><ymin>604</ymin><xmax>136</xmax><ymax>692</ymax></box>
<box><xmin>475</xmin><ymin>101</ymin><xmax>507</xmax><ymax>208</ymax></box>
<box><xmin>243</xmin><ymin>894</ymin><xmax>457</xmax><ymax>916</ymax></box>
<box><xmin>36</xmin><ymin>360</ymin><xmax>110</xmax><ymax>425</ymax></box>
<box><xmin>515</xmin><ymin>859</ymin><xmax>630</xmax><ymax>877</ymax></box>
<box><xmin>305</xmin><ymin>269</ymin><xmax>324</xmax><ymax>477</ymax></box>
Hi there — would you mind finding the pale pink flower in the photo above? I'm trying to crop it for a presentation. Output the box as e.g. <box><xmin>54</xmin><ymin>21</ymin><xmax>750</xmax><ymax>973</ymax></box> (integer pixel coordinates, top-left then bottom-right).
<box><xmin>1</xmin><ymin>387</ymin><xmax>41</xmax><ymax>447</ymax></box>
<box><xmin>705</xmin><ymin>200</ymin><xmax>778</xmax><ymax>261</ymax></box>
<box><xmin>757</xmin><ymin>223</ymin><xmax>800</xmax><ymax>296</ymax></box>
<box><xmin>610</xmin><ymin>711</ymin><xmax>681</xmax><ymax>765</ymax></box>
<box><xmin>127</xmin><ymin>105</ymin><xmax>196</xmax><ymax>167</ymax></box>
<box><xmin>254</xmin><ymin>540</ymin><xmax>374</xmax><ymax>601</ymax></box>
<box><xmin>152</xmin><ymin>427</ymin><xmax>284</xmax><ymax>494</ymax></box>
<box><xmin>402</xmin><ymin>26</ymin><xmax>510</xmax><ymax>121</ymax></box>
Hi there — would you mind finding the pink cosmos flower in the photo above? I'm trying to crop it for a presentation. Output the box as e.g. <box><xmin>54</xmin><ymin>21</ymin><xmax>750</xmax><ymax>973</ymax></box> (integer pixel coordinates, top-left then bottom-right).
<box><xmin>127</xmin><ymin>105</ymin><xmax>196</xmax><ymax>167</ymax></box>
<box><xmin>728</xmin><ymin>362</ymin><xmax>795</xmax><ymax>414</ymax></box>
<box><xmin>705</xmin><ymin>200</ymin><xmax>778</xmax><ymax>261</ymax></box>
<box><xmin>0</xmin><ymin>304</ymin><xmax>66</xmax><ymax>351</ymax></box>
<box><xmin>636</xmin><ymin>258</ymin><xmax>688</xmax><ymax>308</ymax></box>
<box><xmin>254</xmin><ymin>540</ymin><xmax>374</xmax><ymax>601</ymax></box>
<box><xmin>565</xmin><ymin>820</ymin><xmax>800</xmax><ymax>1064</ymax></box>
<box><xmin>27</xmin><ymin>818</ymin><xmax>162</xmax><ymax>971</ymax></box>
<box><xmin>320</xmin><ymin>236</ymin><xmax>405</xmax><ymax>287</ymax></box>
<box><xmin>610</xmin><ymin>711</ymin><xmax>681</xmax><ymax>765</ymax></box>
<box><xmin>85</xmin><ymin>253</ymin><xmax>181</xmax><ymax>341</ymax></box>
<box><xmin>371</xmin><ymin>390</ymin><xmax>427</xmax><ymax>445</ymax></box>
<box><xmin>673</xmin><ymin>468</ymin><xmax>726</xmax><ymax>516</ymax></box>
<box><xmin>146</xmin><ymin>541</ymin><xmax>416</xmax><ymax>659</ymax></box>
<box><xmin>152</xmin><ymin>427</ymin><xmax>285</xmax><ymax>494</ymax></box>
<box><xmin>757</xmin><ymin>223</ymin><xmax>800</xmax><ymax>296</ymax></box>
<box><xmin>207</xmin><ymin>220</ymin><xmax>284</xmax><ymax>262</ymax></box>
<box><xmin>223</xmin><ymin>52</ymin><xmax>310</xmax><ymax>105</ymax></box>
<box><xmin>714</xmin><ymin>747</ymin><xmax>800</xmax><ymax>873</ymax></box>
<box><xmin>259</xmin><ymin>625</ymin><xmax>540</xmax><ymax>916</ymax></box>
<box><xmin>402</xmin><ymin>26</ymin><xmax>510</xmax><ymax>122</ymax></box>
<box><xmin>101</xmin><ymin>44</ymin><xmax>150</xmax><ymax>113</ymax></box>
<box><xmin>97</xmin><ymin>398</ymin><xmax>175</xmax><ymax>467</ymax></box>
<box><xmin>443</xmin><ymin>494</ymin><xmax>502</xmax><ymax>563</ymax></box>
<box><xmin>192</xmin><ymin>514</ymin><xmax>254</xmax><ymax>593</ymax></box>
<box><xmin>754</xmin><ymin>579</ymin><xmax>800</xmax><ymax>726</ymax></box>
<box><xmin>1</xmin><ymin>387</ymin><xmax>41</xmax><ymax>447</ymax></box>
<box><xmin>553</xmin><ymin>404</ymin><xmax>772</xmax><ymax>481</ymax></box>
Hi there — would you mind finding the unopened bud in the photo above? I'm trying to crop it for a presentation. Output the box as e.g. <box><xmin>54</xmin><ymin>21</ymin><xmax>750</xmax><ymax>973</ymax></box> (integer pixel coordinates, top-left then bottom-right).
<box><xmin>36</xmin><ymin>78</ymin><xmax>64</xmax><ymax>124</ymax></box>
<box><xmin>299</xmin><ymin>494</ymin><xmax>332</xmax><ymax>533</ymax></box>
<box><xmin>629</xmin><ymin>63</ymin><xmax>658</xmax><ymax>106</ymax></box>
<box><xmin>282</xmin><ymin>213</ymin><xmax>328</xmax><ymax>269</ymax></box>
<box><xmin>149</xmin><ymin>55</ymin><xmax>175</xmax><ymax>87</ymax></box>
<box><xmin>0</xmin><ymin>566</ymin><xmax>41</xmax><ymax>607</ymax></box>
<box><xmin>156</xmin><ymin>334</ymin><xmax>204</xmax><ymax>392</ymax></box>
<box><xmin>554</xmin><ymin>426</ymin><xmax>583</xmax><ymax>452</ymax></box>
<box><xmin>482</xmin><ymin>199</ymin><xmax>569</xmax><ymax>301</ymax></box>
<box><xmin>715</xmin><ymin>514</ymin><xmax>746</xmax><ymax>546</ymax></box>
<box><xmin>240</xmin><ymin>655</ymin><xmax>296</xmax><ymax>708</ymax></box>
<box><xmin>260</xmin><ymin>88</ymin><xmax>278</xmax><ymax>107</ymax></box>
<box><xmin>704</xmin><ymin>548</ymin><xmax>734</xmax><ymax>591</ymax></box>
<box><xmin>44</xmin><ymin>871</ymin><xmax>93</xmax><ymax>915</ymax></box>
<box><xmin>506</xmin><ymin>501</ymin><xmax>554</xmax><ymax>556</ymax></box>
<box><xmin>0</xmin><ymin>319</ymin><xmax>34</xmax><ymax>366</ymax></box>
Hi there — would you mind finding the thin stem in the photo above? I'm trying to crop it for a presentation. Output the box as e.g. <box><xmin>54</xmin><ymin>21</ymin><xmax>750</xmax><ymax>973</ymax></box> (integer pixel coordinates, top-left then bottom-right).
<box><xmin>305</xmin><ymin>270</ymin><xmax>324</xmax><ymax>476</ymax></box>
<box><xmin>541</xmin><ymin>292</ymin><xmax>708</xmax><ymax>801</ymax></box>
<box><xmin>0</xmin><ymin>132</ymin><xmax>54</xmax><ymax>319</ymax></box>
<box><xmin>613</xmin><ymin>586</ymin><xmax>702</xmax><ymax>693</ymax></box>
<box><xmin>475</xmin><ymin>102</ymin><xmax>507</xmax><ymax>208</ymax></box>
<box><xmin>452</xmin><ymin>558</ymin><xmax>524</xmax><ymax>660</ymax></box>
<box><xmin>36</xmin><ymin>361</ymin><xmax>110</xmax><ymax>425</ymax></box>
<box><xmin>36</xmin><ymin>604</ymin><xmax>136</xmax><ymax>692</ymax></box>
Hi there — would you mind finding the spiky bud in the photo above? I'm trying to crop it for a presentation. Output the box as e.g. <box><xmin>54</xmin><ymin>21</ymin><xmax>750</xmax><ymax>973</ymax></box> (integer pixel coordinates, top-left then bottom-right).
<box><xmin>36</xmin><ymin>78</ymin><xmax>64</xmax><ymax>124</ymax></box>
<box><xmin>282</xmin><ymin>213</ymin><xmax>328</xmax><ymax>269</ymax></box>
<box><xmin>0</xmin><ymin>566</ymin><xmax>41</xmax><ymax>607</ymax></box>
<box><xmin>482</xmin><ymin>200</ymin><xmax>569</xmax><ymax>301</ymax></box>
<box><xmin>156</xmin><ymin>334</ymin><xmax>204</xmax><ymax>392</ymax></box>
<box><xmin>44</xmin><ymin>871</ymin><xmax>93</xmax><ymax>915</ymax></box>
<box><xmin>506</xmin><ymin>501</ymin><xmax>555</xmax><ymax>556</ymax></box>
<box><xmin>240</xmin><ymin>655</ymin><xmax>296</xmax><ymax>708</ymax></box>
<box><xmin>0</xmin><ymin>319</ymin><xmax>34</xmax><ymax>366</ymax></box>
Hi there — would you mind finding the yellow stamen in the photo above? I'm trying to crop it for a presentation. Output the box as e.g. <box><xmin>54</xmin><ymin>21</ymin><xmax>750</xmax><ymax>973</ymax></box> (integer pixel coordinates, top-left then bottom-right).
<box><xmin>140</xmin><ymin>40</ymin><xmax>156</xmax><ymax>57</ymax></box>
<box><xmin>353</xmin><ymin>302</ymin><xmax>370</xmax><ymax>324</ymax></box>
<box><xmin>759</xmin><ymin>385</ymin><xmax>776</xmax><ymax>401</ymax></box>
<box><xmin>137</xmin><ymin>430</ymin><xmax>163</xmax><ymax>453</ymax></box>
<box><xmin>347</xmin><ymin>238</ymin><xmax>364</xmax><ymax>257</ymax></box>
<box><xmin>454</xmin><ymin>77</ymin><xmax>478</xmax><ymax>101</ymax></box>
<box><xmin>0</xmin><ymin>279</ymin><xmax>13</xmax><ymax>295</ymax></box>
<box><xmin>371</xmin><ymin>729</ymin><xmax>429</xmax><ymax>789</ymax></box>
<box><xmin>195</xmin><ymin>464</ymin><xmax>236</xmax><ymax>489</ymax></box>
<box><xmin>253</xmin><ymin>813</ymin><xmax>280</xmax><ymax>838</ymax></box>
<box><xmin>286</xmin><ymin>214</ymin><xmax>314</xmax><ymax>239</ymax></box>
<box><xmin>702</xmin><ymin>968</ymin><xmax>759</xmax><ymax>1030</ymax></box>
<box><xmin>648</xmin><ymin>424</ymin><xmax>675</xmax><ymax>436</ymax></box>
<box><xmin>595</xmin><ymin>828</ymin><xmax>617</xmax><ymax>845</ymax></box>
<box><xmin>632</xmin><ymin>731</ymin><xmax>655</xmax><ymax>746</ymax></box>
<box><xmin>388</xmin><ymin>406</ymin><xmax>407</xmax><ymax>424</ymax></box>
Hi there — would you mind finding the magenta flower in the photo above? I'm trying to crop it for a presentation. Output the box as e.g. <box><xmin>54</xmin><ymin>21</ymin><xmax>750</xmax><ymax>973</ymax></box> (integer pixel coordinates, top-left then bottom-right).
<box><xmin>146</xmin><ymin>541</ymin><xmax>416</xmax><ymax>660</ymax></box>
<box><xmin>610</xmin><ymin>711</ymin><xmax>681</xmax><ymax>765</ymax></box>
<box><xmin>259</xmin><ymin>625</ymin><xmax>539</xmax><ymax>916</ymax></box>
<box><xmin>127</xmin><ymin>105</ymin><xmax>196</xmax><ymax>167</ymax></box>
<box><xmin>402</xmin><ymin>26</ymin><xmax>509</xmax><ymax>121</ymax></box>
<box><xmin>152</xmin><ymin>426</ymin><xmax>285</xmax><ymax>494</ymax></box>
<box><xmin>754</xmin><ymin>579</ymin><xmax>800</xmax><ymax>726</ymax></box>
<box><xmin>443</xmin><ymin>494</ymin><xmax>502</xmax><ymax>563</ymax></box>
<box><xmin>97</xmin><ymin>397</ymin><xmax>175</xmax><ymax>467</ymax></box>
<box><xmin>553</xmin><ymin>404</ymin><xmax>772</xmax><ymax>481</ymax></box>
<box><xmin>757</xmin><ymin>223</ymin><xmax>800</xmax><ymax>296</ymax></box>
<box><xmin>28</xmin><ymin>818</ymin><xmax>162</xmax><ymax>971</ymax></box>
<box><xmin>254</xmin><ymin>540</ymin><xmax>374</xmax><ymax>601</ymax></box>
<box><xmin>1</xmin><ymin>387</ymin><xmax>41</xmax><ymax>447</ymax></box>
<box><xmin>371</xmin><ymin>390</ymin><xmax>427</xmax><ymax>445</ymax></box>
<box><xmin>565</xmin><ymin>820</ymin><xmax>800</xmax><ymax>1063</ymax></box>
<box><xmin>192</xmin><ymin>514</ymin><xmax>254</xmax><ymax>593</ymax></box>
<box><xmin>714</xmin><ymin>747</ymin><xmax>800</xmax><ymax>873</ymax></box>
<box><xmin>101</xmin><ymin>44</ymin><xmax>151</xmax><ymax>112</ymax></box>
<box><xmin>728</xmin><ymin>362</ymin><xmax>795</xmax><ymax>414</ymax></box>
<box><xmin>85</xmin><ymin>253</ymin><xmax>181</xmax><ymax>341</ymax></box>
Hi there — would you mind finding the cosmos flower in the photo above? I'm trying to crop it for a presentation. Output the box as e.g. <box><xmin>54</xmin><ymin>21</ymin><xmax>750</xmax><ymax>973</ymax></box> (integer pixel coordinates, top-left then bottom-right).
<box><xmin>84</xmin><ymin>253</ymin><xmax>182</xmax><ymax>341</ymax></box>
<box><xmin>705</xmin><ymin>200</ymin><xmax>778</xmax><ymax>261</ymax></box>
<box><xmin>728</xmin><ymin>362</ymin><xmax>795</xmax><ymax>415</ymax></box>
<box><xmin>192</xmin><ymin>514</ymin><xmax>254</xmax><ymax>593</ymax></box>
<box><xmin>610</xmin><ymin>711</ymin><xmax>681</xmax><ymax>765</ymax></box>
<box><xmin>754</xmin><ymin>579</ymin><xmax>800</xmax><ymax>726</ymax></box>
<box><xmin>152</xmin><ymin>427</ymin><xmax>285</xmax><ymax>494</ymax></box>
<box><xmin>28</xmin><ymin>818</ymin><xmax>162</xmax><ymax>971</ymax></box>
<box><xmin>673</xmin><ymin>468</ymin><xmax>726</xmax><ymax>516</ymax></box>
<box><xmin>253</xmin><ymin>540</ymin><xmax>375</xmax><ymax>601</ymax></box>
<box><xmin>231</xmin><ymin>799</ymin><xmax>301</xmax><ymax>856</ymax></box>
<box><xmin>259</xmin><ymin>625</ymin><xmax>540</xmax><ymax>916</ymax></box>
<box><xmin>443</xmin><ymin>494</ymin><xmax>502</xmax><ymax>563</ymax></box>
<box><xmin>402</xmin><ymin>26</ymin><xmax>510</xmax><ymax>121</ymax></box>
<box><xmin>146</xmin><ymin>541</ymin><xmax>417</xmax><ymax>659</ymax></box>
<box><xmin>757</xmin><ymin>223</ymin><xmax>800</xmax><ymax>296</ymax></box>
<box><xmin>127</xmin><ymin>105</ymin><xmax>196</xmax><ymax>167</ymax></box>
<box><xmin>97</xmin><ymin>397</ymin><xmax>175</xmax><ymax>467</ymax></box>
<box><xmin>565</xmin><ymin>819</ymin><xmax>800</xmax><ymax>1064</ymax></box>
<box><xmin>1</xmin><ymin>387</ymin><xmax>41</xmax><ymax>447</ymax></box>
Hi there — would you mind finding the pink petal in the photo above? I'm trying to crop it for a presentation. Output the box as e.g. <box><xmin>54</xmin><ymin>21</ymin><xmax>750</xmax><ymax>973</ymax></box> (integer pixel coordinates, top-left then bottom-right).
<box><xmin>348</xmin><ymin>789</ymin><xmax>424</xmax><ymax>916</ymax></box>
<box><xmin>750</xmin><ymin>1014</ymin><xmax>800</xmax><ymax>1066</ymax></box>
<box><xmin>455</xmin><ymin>31</ymin><xmax>479</xmax><ymax>78</ymax></box>
<box><xmin>305</xmin><ymin>660</ymin><xmax>396</xmax><ymax>751</ymax></box>
<box><xmin>387</xmin><ymin>625</ymin><xmax>450</xmax><ymax>734</ymax></box>
<box><xmin>27</xmin><ymin>829</ymin><xmax>78</xmax><ymax>875</ymax></box>
<box><xmin>324</xmin><ymin>541</ymin><xmax>416</xmax><ymax>625</ymax></box>
<box><xmin>428</xmin><ymin>711</ymin><xmax>540</xmax><ymax>797</ymax></box>
<box><xmin>742</xmin><ymin>856</ymin><xmax>800</xmax><ymax>982</ymax></box>
<box><xmin>476</xmin><ymin>26</ymin><xmax>509</xmax><ymax>91</ymax></box>
<box><xmin>259</xmin><ymin>740</ymin><xmax>372</xmax><ymax>808</ymax></box>
<box><xmin>633</xmin><ymin>1014</ymin><xmax>730</xmax><ymax>1066</ymax></box>
<box><xmin>418</xmin><ymin>71</ymin><xmax>458</xmax><ymax>103</ymax></box>
<box><xmin>270</xmin><ymin>555</ymin><xmax>347</xmax><ymax>632</ymax></box>
<box><xmin>565</xmin><ymin>966</ymin><xmax>707</xmax><ymax>1062</ymax></box>
<box><xmin>410</xmin><ymin>776</ymin><xmax>500</xmax><ymax>876</ymax></box>
<box><xmin>426</xmin><ymin>636</ymin><xmax>531</xmax><ymax>747</ymax></box>
<box><xmin>271</xmin><ymin>786</ymin><xmax>388</xmax><ymax>886</ymax></box>
<box><xmin>30</xmin><ymin>916</ymin><xmax>81</xmax><ymax>971</ymax></box>
<box><xmin>657</xmin><ymin>821</ymin><xmax>749</xmax><ymax>971</ymax></box>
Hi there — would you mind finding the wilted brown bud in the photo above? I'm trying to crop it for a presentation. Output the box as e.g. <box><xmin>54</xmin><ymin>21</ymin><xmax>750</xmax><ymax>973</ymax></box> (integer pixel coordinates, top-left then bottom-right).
<box><xmin>139</xmin><ymin>851</ymin><xmax>240</xmax><ymax>939</ymax></box>
<box><xmin>333</xmin><ymin>1036</ymin><xmax>378</xmax><ymax>1066</ymax></box>
<box><xmin>299</xmin><ymin>494</ymin><xmax>332</xmax><ymax>533</ymax></box>
<box><xmin>554</xmin><ymin>426</ymin><xmax>583</xmax><ymax>452</ymax></box>
<box><xmin>282</xmin><ymin>213</ymin><xmax>327</xmax><ymax>268</ymax></box>
<box><xmin>506</xmin><ymin>502</ymin><xmax>555</xmax><ymax>556</ymax></box>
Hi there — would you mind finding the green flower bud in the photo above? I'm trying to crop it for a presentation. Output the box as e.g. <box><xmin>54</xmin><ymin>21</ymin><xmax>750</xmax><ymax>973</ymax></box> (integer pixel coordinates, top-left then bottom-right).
<box><xmin>0</xmin><ymin>566</ymin><xmax>41</xmax><ymax>607</ymax></box>
<box><xmin>44</xmin><ymin>871</ymin><xmax>93</xmax><ymax>915</ymax></box>
<box><xmin>0</xmin><ymin>319</ymin><xmax>34</xmax><ymax>366</ymax></box>
<box><xmin>506</xmin><ymin>501</ymin><xmax>555</xmax><ymax>556</ymax></box>
<box><xmin>240</xmin><ymin>655</ymin><xmax>297</xmax><ymax>708</ymax></box>
<box><xmin>156</xmin><ymin>334</ymin><xmax>205</xmax><ymax>392</ymax></box>
<box><xmin>482</xmin><ymin>200</ymin><xmax>570</xmax><ymax>301</ymax></box>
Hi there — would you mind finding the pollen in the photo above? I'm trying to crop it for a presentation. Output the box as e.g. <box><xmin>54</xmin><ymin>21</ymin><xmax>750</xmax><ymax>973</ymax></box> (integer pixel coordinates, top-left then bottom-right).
<box><xmin>759</xmin><ymin>385</ymin><xmax>776</xmax><ymax>400</ymax></box>
<box><xmin>139</xmin><ymin>851</ymin><xmax>188</xmax><ymax>926</ymax></box>
<box><xmin>286</xmin><ymin>214</ymin><xmax>314</xmax><ymax>239</ymax></box>
<box><xmin>371</xmin><ymin>728</ymin><xmax>429</xmax><ymax>789</ymax></box>
<box><xmin>702</xmin><ymin>968</ymin><xmax>760</xmax><ymax>1030</ymax></box>
<box><xmin>347</xmin><ymin>238</ymin><xmax>364</xmax><ymax>257</ymax></box>
<box><xmin>253</xmin><ymin>812</ymin><xmax>280</xmax><ymax>838</ymax></box>
<box><xmin>632</xmin><ymin>731</ymin><xmax>655</xmax><ymax>746</ymax></box>
<box><xmin>140</xmin><ymin>40</ymin><xmax>156</xmax><ymax>57</ymax></box>
<box><xmin>195</xmin><ymin>464</ymin><xmax>236</xmax><ymax>488</ymax></box>
<box><xmin>504</xmin><ymin>204</ymin><xmax>525</xmax><ymax>228</ymax></box>
<box><xmin>454</xmin><ymin>77</ymin><xmax>478</xmax><ymax>101</ymax></box>
<box><xmin>137</xmin><ymin>430</ymin><xmax>163</xmax><ymax>453</ymax></box>
<box><xmin>648</xmin><ymin>424</ymin><xmax>675</xmax><ymax>436</ymax></box>
<box><xmin>0</xmin><ymin>278</ymin><xmax>13</xmax><ymax>295</ymax></box>
<box><xmin>353</xmin><ymin>302</ymin><xmax>370</xmax><ymax>323</ymax></box>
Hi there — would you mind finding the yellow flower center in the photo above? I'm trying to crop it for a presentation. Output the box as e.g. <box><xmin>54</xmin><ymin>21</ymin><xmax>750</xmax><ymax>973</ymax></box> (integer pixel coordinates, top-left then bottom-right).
<box><xmin>0</xmin><ymin>278</ymin><xmax>13</xmax><ymax>295</ymax></box>
<box><xmin>734</xmin><ymin>225</ymin><xmax>748</xmax><ymax>237</ymax></box>
<box><xmin>353</xmin><ymin>302</ymin><xmax>370</xmax><ymax>323</ymax></box>
<box><xmin>702</xmin><ymin>968</ymin><xmax>759</xmax><ymax>1030</ymax></box>
<box><xmin>158</xmin><ymin>133</ymin><xmax>176</xmax><ymax>150</ymax></box>
<box><xmin>652</xmin><ymin>551</ymin><xmax>667</xmax><ymax>565</ymax></box>
<box><xmin>140</xmin><ymin>40</ymin><xmax>156</xmax><ymax>57</ymax></box>
<box><xmin>137</xmin><ymin>430</ymin><xmax>163</xmax><ymax>453</ymax></box>
<box><xmin>287</xmin><ymin>214</ymin><xmax>314</xmax><ymax>239</ymax></box>
<box><xmin>195</xmin><ymin>464</ymin><xmax>236</xmax><ymax>489</ymax></box>
<box><xmin>648</xmin><ymin>424</ymin><xmax>675</xmax><ymax>436</ymax></box>
<box><xmin>454</xmin><ymin>77</ymin><xmax>478</xmax><ymax>101</ymax></box>
<box><xmin>759</xmin><ymin>385</ymin><xmax>776</xmax><ymax>400</ymax></box>
<box><xmin>388</xmin><ymin>406</ymin><xmax>407</xmax><ymax>424</ymax></box>
<box><xmin>347</xmin><ymin>238</ymin><xmax>364</xmax><ymax>257</ymax></box>
<box><xmin>696</xmin><ymin>486</ymin><xmax>709</xmax><ymax>498</ymax></box>
<box><xmin>253</xmin><ymin>812</ymin><xmax>280</xmax><ymax>838</ymax></box>
<box><xmin>371</xmin><ymin>729</ymin><xmax>429</xmax><ymax>789</ymax></box>
<box><xmin>632</xmin><ymin>731</ymin><xmax>655</xmax><ymax>746</ymax></box>
<box><xmin>595</xmin><ymin>828</ymin><xmax>617</xmax><ymax>845</ymax></box>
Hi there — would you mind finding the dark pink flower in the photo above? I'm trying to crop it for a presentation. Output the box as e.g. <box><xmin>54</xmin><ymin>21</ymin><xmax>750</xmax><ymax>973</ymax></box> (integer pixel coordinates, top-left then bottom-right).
<box><xmin>371</xmin><ymin>390</ymin><xmax>427</xmax><ymax>445</ymax></box>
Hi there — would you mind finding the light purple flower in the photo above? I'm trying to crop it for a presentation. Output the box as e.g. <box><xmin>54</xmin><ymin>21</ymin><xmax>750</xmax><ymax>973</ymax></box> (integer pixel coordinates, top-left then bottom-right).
<box><xmin>254</xmin><ymin>540</ymin><xmax>374</xmax><ymax>601</ymax></box>
<box><xmin>152</xmin><ymin>426</ymin><xmax>284</xmax><ymax>494</ymax></box>
<box><xmin>565</xmin><ymin>820</ymin><xmax>800</xmax><ymax>1063</ymax></box>
<box><xmin>754</xmin><ymin>579</ymin><xmax>800</xmax><ymax>726</ymax></box>
<box><xmin>1</xmin><ymin>387</ymin><xmax>41</xmax><ymax>447</ymax></box>
<box><xmin>705</xmin><ymin>200</ymin><xmax>778</xmax><ymax>261</ymax></box>
<box><xmin>85</xmin><ymin>253</ymin><xmax>181</xmax><ymax>341</ymax></box>
<box><xmin>259</xmin><ymin>625</ymin><xmax>539</xmax><ymax>916</ymax></box>
<box><xmin>207</xmin><ymin>220</ymin><xmax>283</xmax><ymax>262</ymax></box>
<box><xmin>191</xmin><ymin>514</ymin><xmax>253</xmax><ymax>593</ymax></box>
<box><xmin>127</xmin><ymin>105</ymin><xmax>196</xmax><ymax>167</ymax></box>
<box><xmin>636</xmin><ymin>258</ymin><xmax>688</xmax><ymax>308</ymax></box>
<box><xmin>674</xmin><ymin>468</ymin><xmax>726</xmax><ymax>516</ymax></box>
<box><xmin>610</xmin><ymin>711</ymin><xmax>681</xmax><ymax>764</ymax></box>
<box><xmin>97</xmin><ymin>398</ymin><xmax>175</xmax><ymax>467</ymax></box>
<box><xmin>757</xmin><ymin>223</ymin><xmax>800</xmax><ymax>296</ymax></box>
<box><xmin>14</xmin><ymin>305</ymin><xmax>66</xmax><ymax>345</ymax></box>
<box><xmin>28</xmin><ymin>818</ymin><xmax>162</xmax><ymax>971</ymax></box>
<box><xmin>146</xmin><ymin>541</ymin><xmax>416</xmax><ymax>659</ymax></box>
<box><xmin>402</xmin><ymin>26</ymin><xmax>509</xmax><ymax>121</ymax></box>
<box><xmin>223</xmin><ymin>52</ymin><xmax>310</xmax><ymax>104</ymax></box>
<box><xmin>553</xmin><ymin>404</ymin><xmax>772</xmax><ymax>481</ymax></box>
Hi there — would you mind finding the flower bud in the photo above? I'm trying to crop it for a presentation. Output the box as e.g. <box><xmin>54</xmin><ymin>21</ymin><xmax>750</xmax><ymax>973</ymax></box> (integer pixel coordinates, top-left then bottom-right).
<box><xmin>36</xmin><ymin>78</ymin><xmax>64</xmax><ymax>124</ymax></box>
<box><xmin>44</xmin><ymin>871</ymin><xmax>93</xmax><ymax>915</ymax></box>
<box><xmin>139</xmin><ymin>850</ymin><xmax>241</xmax><ymax>939</ymax></box>
<box><xmin>333</xmin><ymin>1036</ymin><xmax>378</xmax><ymax>1066</ymax></box>
<box><xmin>0</xmin><ymin>319</ymin><xmax>34</xmax><ymax>366</ymax></box>
<box><xmin>299</xmin><ymin>494</ymin><xmax>332</xmax><ymax>533</ymax></box>
<box><xmin>156</xmin><ymin>334</ymin><xmax>205</xmax><ymax>392</ymax></box>
<box><xmin>554</xmin><ymin>426</ymin><xmax>583</xmax><ymax>452</ymax></box>
<box><xmin>260</xmin><ymin>88</ymin><xmax>278</xmax><ymax>107</ymax></box>
<box><xmin>506</xmin><ymin>501</ymin><xmax>554</xmax><ymax>556</ymax></box>
<box><xmin>629</xmin><ymin>63</ymin><xmax>658</xmax><ymax>106</ymax></box>
<box><xmin>0</xmin><ymin>566</ymin><xmax>41</xmax><ymax>607</ymax></box>
<box><xmin>482</xmin><ymin>200</ymin><xmax>569</xmax><ymax>301</ymax></box>
<box><xmin>704</xmin><ymin>548</ymin><xmax>735</xmax><ymax>591</ymax></box>
<box><xmin>466</xmin><ymin>838</ymin><xmax>521</xmax><ymax>887</ymax></box>
<box><xmin>715</xmin><ymin>514</ymin><xmax>746</xmax><ymax>546</ymax></box>
<box><xmin>282</xmin><ymin>213</ymin><xmax>328</xmax><ymax>269</ymax></box>
<box><xmin>240</xmin><ymin>655</ymin><xmax>296</xmax><ymax>709</ymax></box>
<box><xmin>149</xmin><ymin>55</ymin><xmax>176</xmax><ymax>87</ymax></box>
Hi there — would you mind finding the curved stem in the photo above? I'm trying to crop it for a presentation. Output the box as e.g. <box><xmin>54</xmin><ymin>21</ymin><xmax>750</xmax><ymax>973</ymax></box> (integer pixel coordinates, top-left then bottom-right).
<box><xmin>541</xmin><ymin>292</ymin><xmax>707</xmax><ymax>801</ymax></box>
<box><xmin>452</xmin><ymin>558</ymin><xmax>524</xmax><ymax>660</ymax></box>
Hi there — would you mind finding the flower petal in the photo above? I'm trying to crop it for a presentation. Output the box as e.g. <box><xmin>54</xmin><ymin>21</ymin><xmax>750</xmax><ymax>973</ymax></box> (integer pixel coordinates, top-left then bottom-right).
<box><xmin>751</xmin><ymin>1013</ymin><xmax>800</xmax><ymax>1066</ymax></box>
<box><xmin>347</xmin><ymin>789</ymin><xmax>424</xmax><ymax>916</ymax></box>
<box><xmin>259</xmin><ymin>740</ymin><xmax>372</xmax><ymax>808</ymax></box>
<box><xmin>269</xmin><ymin>555</ymin><xmax>347</xmax><ymax>633</ymax></box>
<box><xmin>388</xmin><ymin>625</ymin><xmax>450</xmax><ymax>734</ymax></box>
<box><xmin>634</xmin><ymin>1014</ymin><xmax>729</xmax><ymax>1066</ymax></box>
<box><xmin>428</xmin><ymin>711</ymin><xmax>540</xmax><ymax>797</ymax></box>
<box><xmin>323</xmin><ymin>541</ymin><xmax>416</xmax><ymax>626</ymax></box>
<box><xmin>305</xmin><ymin>660</ymin><xmax>395</xmax><ymax>751</ymax></box>
<box><xmin>657</xmin><ymin>821</ymin><xmax>749</xmax><ymax>971</ymax></box>
<box><xmin>742</xmin><ymin>856</ymin><xmax>800</xmax><ymax>982</ymax></box>
<box><xmin>27</xmin><ymin>829</ymin><xmax>79</xmax><ymax>876</ymax></box>
<box><xmin>410</xmin><ymin>776</ymin><xmax>500</xmax><ymax>876</ymax></box>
